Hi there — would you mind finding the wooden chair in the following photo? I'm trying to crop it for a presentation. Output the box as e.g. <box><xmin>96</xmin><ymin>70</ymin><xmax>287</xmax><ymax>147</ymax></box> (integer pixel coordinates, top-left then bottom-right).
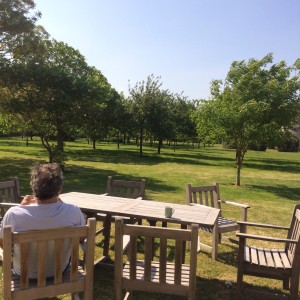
<box><xmin>186</xmin><ymin>182</ymin><xmax>250</xmax><ymax>259</ymax></box>
<box><xmin>0</xmin><ymin>177</ymin><xmax>21</xmax><ymax>219</ymax></box>
<box><xmin>104</xmin><ymin>176</ymin><xmax>146</xmax><ymax>199</ymax></box>
<box><xmin>0</xmin><ymin>177</ymin><xmax>21</xmax><ymax>203</ymax></box>
<box><xmin>114</xmin><ymin>218</ymin><xmax>199</xmax><ymax>300</ymax></box>
<box><xmin>236</xmin><ymin>204</ymin><xmax>300</xmax><ymax>300</ymax></box>
<box><xmin>2</xmin><ymin>218</ymin><xmax>96</xmax><ymax>300</ymax></box>
<box><xmin>96</xmin><ymin>176</ymin><xmax>146</xmax><ymax>256</ymax></box>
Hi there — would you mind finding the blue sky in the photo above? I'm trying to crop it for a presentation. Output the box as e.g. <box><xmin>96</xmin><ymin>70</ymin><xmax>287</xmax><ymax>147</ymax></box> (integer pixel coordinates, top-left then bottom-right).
<box><xmin>34</xmin><ymin>0</ymin><xmax>300</xmax><ymax>100</ymax></box>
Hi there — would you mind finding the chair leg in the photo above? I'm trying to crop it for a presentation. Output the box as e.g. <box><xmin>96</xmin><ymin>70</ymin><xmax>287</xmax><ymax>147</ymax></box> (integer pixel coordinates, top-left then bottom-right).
<box><xmin>283</xmin><ymin>275</ymin><xmax>289</xmax><ymax>290</ymax></box>
<box><xmin>72</xmin><ymin>293</ymin><xmax>81</xmax><ymax>300</ymax></box>
<box><xmin>212</xmin><ymin>225</ymin><xmax>218</xmax><ymax>260</ymax></box>
<box><xmin>218</xmin><ymin>233</ymin><xmax>222</xmax><ymax>243</ymax></box>
<box><xmin>236</xmin><ymin>269</ymin><xmax>243</xmax><ymax>300</ymax></box>
<box><xmin>289</xmin><ymin>273</ymin><xmax>299</xmax><ymax>300</ymax></box>
<box><xmin>124</xmin><ymin>291</ymin><xmax>132</xmax><ymax>300</ymax></box>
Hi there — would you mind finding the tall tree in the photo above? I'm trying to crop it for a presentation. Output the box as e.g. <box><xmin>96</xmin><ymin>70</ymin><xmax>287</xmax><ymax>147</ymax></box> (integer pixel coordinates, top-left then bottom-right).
<box><xmin>195</xmin><ymin>54</ymin><xmax>300</xmax><ymax>186</ymax></box>
<box><xmin>128</xmin><ymin>75</ymin><xmax>162</xmax><ymax>157</ymax></box>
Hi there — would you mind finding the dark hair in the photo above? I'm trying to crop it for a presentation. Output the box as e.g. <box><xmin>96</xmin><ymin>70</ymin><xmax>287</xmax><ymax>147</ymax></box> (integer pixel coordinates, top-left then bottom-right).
<box><xmin>30</xmin><ymin>163</ymin><xmax>63</xmax><ymax>200</ymax></box>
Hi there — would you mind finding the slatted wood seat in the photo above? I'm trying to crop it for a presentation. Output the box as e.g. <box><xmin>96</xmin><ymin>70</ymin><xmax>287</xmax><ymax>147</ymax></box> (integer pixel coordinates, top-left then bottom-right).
<box><xmin>2</xmin><ymin>218</ymin><xmax>96</xmax><ymax>300</ymax></box>
<box><xmin>114</xmin><ymin>218</ymin><xmax>198</xmax><ymax>300</ymax></box>
<box><xmin>236</xmin><ymin>204</ymin><xmax>300</xmax><ymax>300</ymax></box>
<box><xmin>186</xmin><ymin>182</ymin><xmax>250</xmax><ymax>259</ymax></box>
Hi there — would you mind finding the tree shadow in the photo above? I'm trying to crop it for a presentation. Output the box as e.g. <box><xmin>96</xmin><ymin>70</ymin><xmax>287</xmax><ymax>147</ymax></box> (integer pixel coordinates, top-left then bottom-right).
<box><xmin>248</xmin><ymin>184</ymin><xmax>300</xmax><ymax>201</ymax></box>
<box><xmin>244</xmin><ymin>157</ymin><xmax>300</xmax><ymax>174</ymax></box>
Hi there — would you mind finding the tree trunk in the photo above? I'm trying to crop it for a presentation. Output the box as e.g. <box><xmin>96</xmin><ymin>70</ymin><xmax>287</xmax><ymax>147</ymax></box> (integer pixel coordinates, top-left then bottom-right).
<box><xmin>157</xmin><ymin>139</ymin><xmax>162</xmax><ymax>154</ymax></box>
<box><xmin>235</xmin><ymin>147</ymin><xmax>246</xmax><ymax>186</ymax></box>
<box><xmin>40</xmin><ymin>136</ymin><xmax>53</xmax><ymax>163</ymax></box>
<box><xmin>139</xmin><ymin>127</ymin><xmax>143</xmax><ymax>157</ymax></box>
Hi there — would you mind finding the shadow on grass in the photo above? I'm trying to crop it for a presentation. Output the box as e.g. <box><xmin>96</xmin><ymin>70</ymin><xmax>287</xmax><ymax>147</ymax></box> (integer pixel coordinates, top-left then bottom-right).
<box><xmin>66</xmin><ymin>147</ymin><xmax>235</xmax><ymax>169</ymax></box>
<box><xmin>61</xmin><ymin>164</ymin><xmax>178</xmax><ymax>197</ymax></box>
<box><xmin>92</xmin><ymin>266</ymin><xmax>289</xmax><ymax>300</ymax></box>
<box><xmin>244</xmin><ymin>157</ymin><xmax>300</xmax><ymax>174</ymax></box>
<box><xmin>249</xmin><ymin>184</ymin><xmax>300</xmax><ymax>201</ymax></box>
<box><xmin>0</xmin><ymin>157</ymin><xmax>178</xmax><ymax>197</ymax></box>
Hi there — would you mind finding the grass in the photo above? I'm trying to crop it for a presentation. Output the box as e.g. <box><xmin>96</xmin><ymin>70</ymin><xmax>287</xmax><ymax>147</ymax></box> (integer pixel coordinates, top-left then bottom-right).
<box><xmin>0</xmin><ymin>136</ymin><xmax>299</xmax><ymax>299</ymax></box>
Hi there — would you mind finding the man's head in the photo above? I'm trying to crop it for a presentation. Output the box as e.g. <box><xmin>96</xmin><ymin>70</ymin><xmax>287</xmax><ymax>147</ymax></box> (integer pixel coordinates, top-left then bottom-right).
<box><xmin>30</xmin><ymin>163</ymin><xmax>63</xmax><ymax>200</ymax></box>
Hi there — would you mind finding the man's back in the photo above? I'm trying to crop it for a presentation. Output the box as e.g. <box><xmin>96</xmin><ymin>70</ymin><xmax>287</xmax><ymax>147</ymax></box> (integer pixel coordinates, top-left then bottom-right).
<box><xmin>1</xmin><ymin>201</ymin><xmax>85</xmax><ymax>278</ymax></box>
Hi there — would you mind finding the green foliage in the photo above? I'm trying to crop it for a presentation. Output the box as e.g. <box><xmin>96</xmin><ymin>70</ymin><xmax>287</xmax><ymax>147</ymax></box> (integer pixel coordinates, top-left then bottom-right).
<box><xmin>0</xmin><ymin>0</ymin><xmax>41</xmax><ymax>55</ymax></box>
<box><xmin>277</xmin><ymin>131</ymin><xmax>299</xmax><ymax>152</ymax></box>
<box><xmin>194</xmin><ymin>54</ymin><xmax>300</xmax><ymax>185</ymax></box>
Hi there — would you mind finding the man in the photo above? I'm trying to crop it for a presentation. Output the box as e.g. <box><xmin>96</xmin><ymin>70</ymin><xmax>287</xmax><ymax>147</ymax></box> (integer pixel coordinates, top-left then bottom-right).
<box><xmin>0</xmin><ymin>163</ymin><xmax>86</xmax><ymax>279</ymax></box>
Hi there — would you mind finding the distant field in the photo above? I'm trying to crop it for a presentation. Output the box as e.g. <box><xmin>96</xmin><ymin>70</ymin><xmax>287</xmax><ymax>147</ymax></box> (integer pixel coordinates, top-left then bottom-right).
<box><xmin>0</xmin><ymin>137</ymin><xmax>299</xmax><ymax>299</ymax></box>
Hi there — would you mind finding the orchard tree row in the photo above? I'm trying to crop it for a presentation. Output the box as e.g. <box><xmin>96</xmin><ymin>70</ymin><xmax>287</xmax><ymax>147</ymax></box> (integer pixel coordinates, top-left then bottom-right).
<box><xmin>0</xmin><ymin>0</ymin><xmax>299</xmax><ymax>186</ymax></box>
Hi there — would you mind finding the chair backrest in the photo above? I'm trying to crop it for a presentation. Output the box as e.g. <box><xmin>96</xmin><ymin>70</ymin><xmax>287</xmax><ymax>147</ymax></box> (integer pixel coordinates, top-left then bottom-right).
<box><xmin>2</xmin><ymin>218</ymin><xmax>96</xmax><ymax>300</ymax></box>
<box><xmin>286</xmin><ymin>204</ymin><xmax>300</xmax><ymax>267</ymax></box>
<box><xmin>106</xmin><ymin>176</ymin><xmax>146</xmax><ymax>199</ymax></box>
<box><xmin>114</xmin><ymin>218</ymin><xmax>198</xmax><ymax>299</ymax></box>
<box><xmin>0</xmin><ymin>177</ymin><xmax>20</xmax><ymax>203</ymax></box>
<box><xmin>186</xmin><ymin>182</ymin><xmax>221</xmax><ymax>209</ymax></box>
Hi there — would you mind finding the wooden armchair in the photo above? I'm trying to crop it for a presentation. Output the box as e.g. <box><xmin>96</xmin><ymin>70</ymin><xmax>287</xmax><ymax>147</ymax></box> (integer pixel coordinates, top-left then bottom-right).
<box><xmin>2</xmin><ymin>218</ymin><xmax>96</xmax><ymax>300</ymax></box>
<box><xmin>114</xmin><ymin>218</ymin><xmax>199</xmax><ymax>300</ymax></box>
<box><xmin>0</xmin><ymin>177</ymin><xmax>21</xmax><ymax>203</ymax></box>
<box><xmin>186</xmin><ymin>182</ymin><xmax>250</xmax><ymax>259</ymax></box>
<box><xmin>0</xmin><ymin>177</ymin><xmax>21</xmax><ymax>220</ymax></box>
<box><xmin>236</xmin><ymin>204</ymin><xmax>300</xmax><ymax>300</ymax></box>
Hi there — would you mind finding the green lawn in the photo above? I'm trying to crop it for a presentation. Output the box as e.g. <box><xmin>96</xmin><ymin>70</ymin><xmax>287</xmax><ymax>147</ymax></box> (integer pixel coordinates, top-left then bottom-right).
<box><xmin>0</xmin><ymin>137</ymin><xmax>299</xmax><ymax>299</ymax></box>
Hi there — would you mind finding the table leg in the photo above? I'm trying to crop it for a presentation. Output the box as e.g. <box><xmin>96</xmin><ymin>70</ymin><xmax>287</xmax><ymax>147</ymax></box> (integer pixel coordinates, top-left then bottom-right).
<box><xmin>103</xmin><ymin>214</ymin><xmax>112</xmax><ymax>258</ymax></box>
<box><xmin>181</xmin><ymin>224</ymin><xmax>187</xmax><ymax>263</ymax></box>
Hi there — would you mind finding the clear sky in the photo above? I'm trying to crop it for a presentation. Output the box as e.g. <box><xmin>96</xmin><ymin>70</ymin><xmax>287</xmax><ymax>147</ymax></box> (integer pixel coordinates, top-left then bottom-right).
<box><xmin>34</xmin><ymin>0</ymin><xmax>300</xmax><ymax>100</ymax></box>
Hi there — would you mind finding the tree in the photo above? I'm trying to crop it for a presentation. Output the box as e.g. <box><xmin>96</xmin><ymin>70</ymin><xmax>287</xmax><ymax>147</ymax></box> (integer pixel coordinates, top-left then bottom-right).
<box><xmin>195</xmin><ymin>54</ymin><xmax>300</xmax><ymax>186</ymax></box>
<box><xmin>0</xmin><ymin>0</ymin><xmax>41</xmax><ymax>55</ymax></box>
<box><xmin>0</xmin><ymin>39</ymin><xmax>103</xmax><ymax>163</ymax></box>
<box><xmin>128</xmin><ymin>75</ymin><xmax>163</xmax><ymax>157</ymax></box>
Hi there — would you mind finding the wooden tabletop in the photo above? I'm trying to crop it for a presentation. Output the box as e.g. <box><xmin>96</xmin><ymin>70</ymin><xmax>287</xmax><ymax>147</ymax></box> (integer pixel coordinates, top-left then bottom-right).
<box><xmin>60</xmin><ymin>192</ymin><xmax>220</xmax><ymax>228</ymax></box>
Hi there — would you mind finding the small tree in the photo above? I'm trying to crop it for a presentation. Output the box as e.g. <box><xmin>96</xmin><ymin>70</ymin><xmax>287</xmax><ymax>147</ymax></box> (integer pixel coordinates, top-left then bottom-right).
<box><xmin>195</xmin><ymin>54</ymin><xmax>300</xmax><ymax>186</ymax></box>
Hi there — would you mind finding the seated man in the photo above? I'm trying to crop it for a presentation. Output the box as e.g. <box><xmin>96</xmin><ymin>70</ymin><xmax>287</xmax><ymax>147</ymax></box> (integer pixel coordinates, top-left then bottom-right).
<box><xmin>0</xmin><ymin>163</ymin><xmax>86</xmax><ymax>279</ymax></box>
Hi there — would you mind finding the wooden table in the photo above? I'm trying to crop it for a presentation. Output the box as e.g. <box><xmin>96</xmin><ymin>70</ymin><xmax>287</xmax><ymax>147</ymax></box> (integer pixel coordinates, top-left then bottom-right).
<box><xmin>60</xmin><ymin>192</ymin><xmax>220</xmax><ymax>261</ymax></box>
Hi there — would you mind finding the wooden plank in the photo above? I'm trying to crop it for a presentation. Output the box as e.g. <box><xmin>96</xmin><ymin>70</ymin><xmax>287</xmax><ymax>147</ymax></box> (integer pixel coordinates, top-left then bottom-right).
<box><xmin>257</xmin><ymin>248</ymin><xmax>267</xmax><ymax>266</ymax></box>
<box><xmin>271</xmin><ymin>249</ymin><xmax>284</xmax><ymax>268</ymax></box>
<box><xmin>278</xmin><ymin>250</ymin><xmax>291</xmax><ymax>269</ymax></box>
<box><xmin>245</xmin><ymin>246</ymin><xmax>250</xmax><ymax>262</ymax></box>
<box><xmin>144</xmin><ymin>236</ymin><xmax>152</xmax><ymax>281</ymax></box>
<box><xmin>264</xmin><ymin>249</ymin><xmax>275</xmax><ymax>267</ymax></box>
<box><xmin>159</xmin><ymin>237</ymin><xmax>167</xmax><ymax>283</ymax></box>
<box><xmin>250</xmin><ymin>247</ymin><xmax>258</xmax><ymax>265</ymax></box>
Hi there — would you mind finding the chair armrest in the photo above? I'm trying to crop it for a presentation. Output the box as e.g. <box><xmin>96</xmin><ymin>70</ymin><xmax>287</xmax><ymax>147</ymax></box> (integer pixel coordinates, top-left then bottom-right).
<box><xmin>219</xmin><ymin>200</ymin><xmax>250</xmax><ymax>209</ymax></box>
<box><xmin>219</xmin><ymin>200</ymin><xmax>250</xmax><ymax>221</ymax></box>
<box><xmin>237</xmin><ymin>221</ymin><xmax>289</xmax><ymax>230</ymax></box>
<box><xmin>236</xmin><ymin>232</ymin><xmax>298</xmax><ymax>244</ymax></box>
<box><xmin>0</xmin><ymin>203</ymin><xmax>20</xmax><ymax>208</ymax></box>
